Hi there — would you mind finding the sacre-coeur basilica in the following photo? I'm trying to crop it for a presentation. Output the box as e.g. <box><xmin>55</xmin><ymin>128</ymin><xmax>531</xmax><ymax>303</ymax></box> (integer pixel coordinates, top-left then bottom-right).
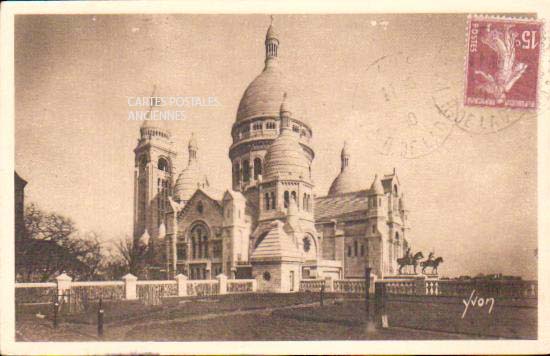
<box><xmin>132</xmin><ymin>20</ymin><xmax>410</xmax><ymax>292</ymax></box>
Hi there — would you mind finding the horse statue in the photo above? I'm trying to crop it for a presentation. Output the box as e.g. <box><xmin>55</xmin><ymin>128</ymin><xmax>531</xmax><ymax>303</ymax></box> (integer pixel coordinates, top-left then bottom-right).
<box><xmin>397</xmin><ymin>251</ymin><xmax>424</xmax><ymax>274</ymax></box>
<box><xmin>421</xmin><ymin>256</ymin><xmax>444</xmax><ymax>274</ymax></box>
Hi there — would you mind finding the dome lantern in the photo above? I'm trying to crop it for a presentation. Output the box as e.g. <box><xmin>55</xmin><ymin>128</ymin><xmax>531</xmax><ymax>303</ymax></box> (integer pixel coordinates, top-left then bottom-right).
<box><xmin>188</xmin><ymin>132</ymin><xmax>198</xmax><ymax>162</ymax></box>
<box><xmin>265</xmin><ymin>15</ymin><xmax>279</xmax><ymax>68</ymax></box>
<box><xmin>340</xmin><ymin>141</ymin><xmax>350</xmax><ymax>173</ymax></box>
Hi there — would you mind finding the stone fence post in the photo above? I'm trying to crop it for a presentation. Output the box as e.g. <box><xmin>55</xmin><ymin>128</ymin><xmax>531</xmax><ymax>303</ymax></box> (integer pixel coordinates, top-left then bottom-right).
<box><xmin>122</xmin><ymin>273</ymin><xmax>137</xmax><ymax>300</ymax></box>
<box><xmin>414</xmin><ymin>275</ymin><xmax>427</xmax><ymax>296</ymax></box>
<box><xmin>217</xmin><ymin>274</ymin><xmax>227</xmax><ymax>295</ymax></box>
<box><xmin>175</xmin><ymin>274</ymin><xmax>188</xmax><ymax>297</ymax></box>
<box><xmin>56</xmin><ymin>273</ymin><xmax>72</xmax><ymax>302</ymax></box>
<box><xmin>369</xmin><ymin>274</ymin><xmax>377</xmax><ymax>294</ymax></box>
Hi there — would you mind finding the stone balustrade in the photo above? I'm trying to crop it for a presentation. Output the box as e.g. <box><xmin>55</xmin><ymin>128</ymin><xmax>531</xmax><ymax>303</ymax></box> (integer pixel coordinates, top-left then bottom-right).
<box><xmin>299</xmin><ymin>279</ymin><xmax>326</xmax><ymax>292</ymax></box>
<box><xmin>375</xmin><ymin>278</ymin><xmax>538</xmax><ymax>298</ymax></box>
<box><xmin>15</xmin><ymin>273</ymin><xmax>258</xmax><ymax>305</ymax></box>
<box><xmin>333</xmin><ymin>279</ymin><xmax>367</xmax><ymax>294</ymax></box>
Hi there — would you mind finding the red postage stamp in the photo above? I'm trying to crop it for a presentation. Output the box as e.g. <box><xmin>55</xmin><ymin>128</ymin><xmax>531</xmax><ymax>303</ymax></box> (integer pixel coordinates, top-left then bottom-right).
<box><xmin>465</xmin><ymin>16</ymin><xmax>543</xmax><ymax>109</ymax></box>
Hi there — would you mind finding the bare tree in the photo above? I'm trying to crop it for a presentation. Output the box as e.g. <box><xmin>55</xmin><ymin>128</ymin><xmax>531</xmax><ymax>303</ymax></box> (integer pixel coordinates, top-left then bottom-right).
<box><xmin>113</xmin><ymin>235</ymin><xmax>148</xmax><ymax>277</ymax></box>
<box><xmin>16</xmin><ymin>203</ymin><xmax>105</xmax><ymax>281</ymax></box>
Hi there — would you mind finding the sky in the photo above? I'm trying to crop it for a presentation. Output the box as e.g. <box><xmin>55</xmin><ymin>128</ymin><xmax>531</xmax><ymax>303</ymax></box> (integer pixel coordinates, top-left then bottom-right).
<box><xmin>15</xmin><ymin>14</ymin><xmax>538</xmax><ymax>279</ymax></box>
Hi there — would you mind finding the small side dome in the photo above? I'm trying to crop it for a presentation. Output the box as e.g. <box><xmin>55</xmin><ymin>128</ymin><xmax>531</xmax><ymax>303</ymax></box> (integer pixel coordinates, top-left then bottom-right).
<box><xmin>173</xmin><ymin>162</ymin><xmax>209</xmax><ymax>202</ymax></box>
<box><xmin>327</xmin><ymin>141</ymin><xmax>362</xmax><ymax>196</ymax></box>
<box><xmin>263</xmin><ymin>133</ymin><xmax>309</xmax><ymax>181</ymax></box>
<box><xmin>174</xmin><ymin>135</ymin><xmax>209</xmax><ymax>203</ymax></box>
<box><xmin>328</xmin><ymin>170</ymin><xmax>363</xmax><ymax>196</ymax></box>
<box><xmin>263</xmin><ymin>95</ymin><xmax>310</xmax><ymax>181</ymax></box>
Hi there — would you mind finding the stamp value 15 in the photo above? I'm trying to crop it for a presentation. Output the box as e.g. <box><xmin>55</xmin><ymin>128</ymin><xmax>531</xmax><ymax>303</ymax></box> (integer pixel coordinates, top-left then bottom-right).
<box><xmin>465</xmin><ymin>16</ymin><xmax>543</xmax><ymax>109</ymax></box>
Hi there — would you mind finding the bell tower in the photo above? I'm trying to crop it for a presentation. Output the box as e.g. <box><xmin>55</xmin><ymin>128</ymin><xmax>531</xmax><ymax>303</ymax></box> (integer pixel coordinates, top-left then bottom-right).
<box><xmin>133</xmin><ymin>91</ymin><xmax>177</xmax><ymax>247</ymax></box>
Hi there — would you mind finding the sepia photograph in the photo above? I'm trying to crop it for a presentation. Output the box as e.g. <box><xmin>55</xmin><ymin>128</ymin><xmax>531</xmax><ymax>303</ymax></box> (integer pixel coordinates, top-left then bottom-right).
<box><xmin>2</xmin><ymin>1</ymin><xmax>550</xmax><ymax>354</ymax></box>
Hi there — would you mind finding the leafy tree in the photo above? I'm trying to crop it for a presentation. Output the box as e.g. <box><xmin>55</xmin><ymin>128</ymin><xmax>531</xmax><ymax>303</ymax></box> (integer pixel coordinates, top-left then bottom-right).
<box><xmin>16</xmin><ymin>203</ymin><xmax>105</xmax><ymax>282</ymax></box>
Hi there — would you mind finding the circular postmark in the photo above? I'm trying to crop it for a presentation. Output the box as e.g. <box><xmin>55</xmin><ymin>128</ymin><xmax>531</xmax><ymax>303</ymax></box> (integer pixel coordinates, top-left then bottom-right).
<box><xmin>432</xmin><ymin>80</ymin><xmax>546</xmax><ymax>135</ymax></box>
<box><xmin>350</xmin><ymin>52</ymin><xmax>454</xmax><ymax>159</ymax></box>
<box><xmin>434</xmin><ymin>16</ymin><xmax>547</xmax><ymax>135</ymax></box>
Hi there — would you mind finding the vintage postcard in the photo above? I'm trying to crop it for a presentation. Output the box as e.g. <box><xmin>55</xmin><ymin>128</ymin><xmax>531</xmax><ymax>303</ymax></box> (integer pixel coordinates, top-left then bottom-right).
<box><xmin>1</xmin><ymin>0</ymin><xmax>550</xmax><ymax>355</ymax></box>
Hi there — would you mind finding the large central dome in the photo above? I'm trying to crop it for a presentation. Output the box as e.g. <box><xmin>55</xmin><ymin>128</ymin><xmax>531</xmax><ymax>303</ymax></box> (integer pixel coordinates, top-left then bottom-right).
<box><xmin>236</xmin><ymin>65</ymin><xmax>288</xmax><ymax>122</ymax></box>
<box><xmin>229</xmin><ymin>18</ymin><xmax>314</xmax><ymax>192</ymax></box>
<box><xmin>235</xmin><ymin>20</ymin><xmax>306</xmax><ymax>124</ymax></box>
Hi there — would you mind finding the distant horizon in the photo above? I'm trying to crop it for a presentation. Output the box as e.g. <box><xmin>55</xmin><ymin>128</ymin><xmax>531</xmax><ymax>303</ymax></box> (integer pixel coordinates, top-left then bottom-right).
<box><xmin>15</xmin><ymin>14</ymin><xmax>537</xmax><ymax>279</ymax></box>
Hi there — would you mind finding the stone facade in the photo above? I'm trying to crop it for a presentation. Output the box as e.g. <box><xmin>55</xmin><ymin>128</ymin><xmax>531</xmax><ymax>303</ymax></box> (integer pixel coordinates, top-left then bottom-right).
<box><xmin>133</xmin><ymin>19</ymin><xmax>412</xmax><ymax>289</ymax></box>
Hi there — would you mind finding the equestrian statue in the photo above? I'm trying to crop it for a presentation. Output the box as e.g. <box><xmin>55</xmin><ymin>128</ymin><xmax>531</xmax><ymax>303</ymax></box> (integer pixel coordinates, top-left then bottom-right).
<box><xmin>396</xmin><ymin>248</ymin><xmax>424</xmax><ymax>274</ymax></box>
<box><xmin>420</xmin><ymin>252</ymin><xmax>444</xmax><ymax>274</ymax></box>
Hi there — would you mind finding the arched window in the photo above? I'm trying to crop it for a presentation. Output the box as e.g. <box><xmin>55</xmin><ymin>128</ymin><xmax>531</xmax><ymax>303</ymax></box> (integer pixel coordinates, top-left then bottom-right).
<box><xmin>284</xmin><ymin>191</ymin><xmax>290</xmax><ymax>208</ymax></box>
<box><xmin>203</xmin><ymin>234</ymin><xmax>208</xmax><ymax>258</ymax></box>
<box><xmin>394</xmin><ymin>185</ymin><xmax>398</xmax><ymax>196</ymax></box>
<box><xmin>264</xmin><ymin>193</ymin><xmax>270</xmax><ymax>210</ymax></box>
<box><xmin>372</xmin><ymin>224</ymin><xmax>376</xmax><ymax>233</ymax></box>
<box><xmin>291</xmin><ymin>191</ymin><xmax>297</xmax><ymax>206</ymax></box>
<box><xmin>191</xmin><ymin>224</ymin><xmax>208</xmax><ymax>259</ymax></box>
<box><xmin>233</xmin><ymin>163</ymin><xmax>240</xmax><ymax>185</ymax></box>
<box><xmin>347</xmin><ymin>245</ymin><xmax>352</xmax><ymax>257</ymax></box>
<box><xmin>361</xmin><ymin>244</ymin><xmax>365</xmax><ymax>256</ymax></box>
<box><xmin>354</xmin><ymin>240</ymin><xmax>358</xmax><ymax>257</ymax></box>
<box><xmin>253</xmin><ymin>122</ymin><xmax>262</xmax><ymax>130</ymax></box>
<box><xmin>243</xmin><ymin>160</ymin><xmax>250</xmax><ymax>182</ymax></box>
<box><xmin>303</xmin><ymin>193</ymin><xmax>307</xmax><ymax>211</ymax></box>
<box><xmin>266</xmin><ymin>121</ymin><xmax>276</xmax><ymax>130</ymax></box>
<box><xmin>254</xmin><ymin>158</ymin><xmax>262</xmax><ymax>179</ymax></box>
<box><xmin>158</xmin><ymin>157</ymin><xmax>169</xmax><ymax>172</ymax></box>
<box><xmin>270</xmin><ymin>192</ymin><xmax>276</xmax><ymax>210</ymax></box>
<box><xmin>177</xmin><ymin>242</ymin><xmax>187</xmax><ymax>261</ymax></box>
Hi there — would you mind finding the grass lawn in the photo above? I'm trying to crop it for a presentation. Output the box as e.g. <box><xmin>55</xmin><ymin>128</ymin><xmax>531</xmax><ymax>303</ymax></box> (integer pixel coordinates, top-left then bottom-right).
<box><xmin>122</xmin><ymin>300</ymin><xmax>484</xmax><ymax>341</ymax></box>
<box><xmin>16</xmin><ymin>293</ymin><xmax>328</xmax><ymax>334</ymax></box>
<box><xmin>16</xmin><ymin>293</ymin><xmax>512</xmax><ymax>341</ymax></box>
<box><xmin>57</xmin><ymin>292</ymin><xmax>324</xmax><ymax>325</ymax></box>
